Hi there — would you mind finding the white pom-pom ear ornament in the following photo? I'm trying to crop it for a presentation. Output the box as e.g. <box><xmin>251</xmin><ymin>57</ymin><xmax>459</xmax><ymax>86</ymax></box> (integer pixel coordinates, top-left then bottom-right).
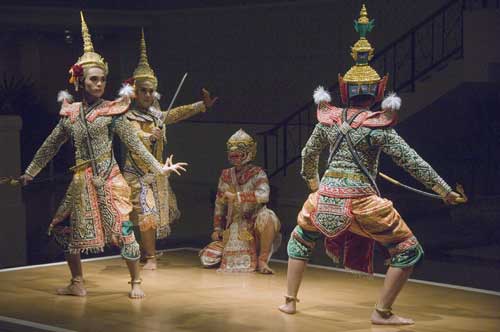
<box><xmin>57</xmin><ymin>90</ymin><xmax>73</xmax><ymax>103</ymax></box>
<box><xmin>119</xmin><ymin>83</ymin><xmax>135</xmax><ymax>98</ymax></box>
<box><xmin>313</xmin><ymin>86</ymin><xmax>331</xmax><ymax>105</ymax></box>
<box><xmin>381</xmin><ymin>92</ymin><xmax>402</xmax><ymax>111</ymax></box>
<box><xmin>153</xmin><ymin>91</ymin><xmax>161</xmax><ymax>100</ymax></box>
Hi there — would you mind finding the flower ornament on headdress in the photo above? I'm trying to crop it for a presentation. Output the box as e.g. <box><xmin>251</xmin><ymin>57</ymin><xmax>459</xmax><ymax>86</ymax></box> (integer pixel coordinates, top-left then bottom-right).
<box><xmin>123</xmin><ymin>77</ymin><xmax>135</xmax><ymax>86</ymax></box>
<box><xmin>68</xmin><ymin>64</ymin><xmax>84</xmax><ymax>88</ymax></box>
<box><xmin>69</xmin><ymin>11</ymin><xmax>108</xmax><ymax>91</ymax></box>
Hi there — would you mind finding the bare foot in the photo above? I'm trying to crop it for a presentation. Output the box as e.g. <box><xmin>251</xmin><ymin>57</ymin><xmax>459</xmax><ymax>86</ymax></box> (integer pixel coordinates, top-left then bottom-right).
<box><xmin>142</xmin><ymin>257</ymin><xmax>157</xmax><ymax>270</ymax></box>
<box><xmin>257</xmin><ymin>261</ymin><xmax>274</xmax><ymax>274</ymax></box>
<box><xmin>278</xmin><ymin>297</ymin><xmax>298</xmax><ymax>314</ymax></box>
<box><xmin>129</xmin><ymin>284</ymin><xmax>145</xmax><ymax>299</ymax></box>
<box><xmin>371</xmin><ymin>309</ymin><xmax>414</xmax><ymax>325</ymax></box>
<box><xmin>56</xmin><ymin>280</ymin><xmax>87</xmax><ymax>297</ymax></box>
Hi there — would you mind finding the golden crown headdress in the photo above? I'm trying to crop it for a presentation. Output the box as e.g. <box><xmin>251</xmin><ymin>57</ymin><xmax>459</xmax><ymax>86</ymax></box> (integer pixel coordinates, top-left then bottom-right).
<box><xmin>338</xmin><ymin>5</ymin><xmax>388</xmax><ymax>104</ymax></box>
<box><xmin>132</xmin><ymin>29</ymin><xmax>158</xmax><ymax>89</ymax></box>
<box><xmin>69</xmin><ymin>11</ymin><xmax>108</xmax><ymax>91</ymax></box>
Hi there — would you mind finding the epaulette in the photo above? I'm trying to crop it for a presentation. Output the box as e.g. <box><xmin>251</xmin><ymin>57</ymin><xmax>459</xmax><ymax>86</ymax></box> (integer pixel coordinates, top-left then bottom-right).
<box><xmin>59</xmin><ymin>100</ymin><xmax>81</xmax><ymax>123</ymax></box>
<box><xmin>316</xmin><ymin>103</ymin><xmax>397</xmax><ymax>128</ymax></box>
<box><xmin>60</xmin><ymin>97</ymin><xmax>131</xmax><ymax>123</ymax></box>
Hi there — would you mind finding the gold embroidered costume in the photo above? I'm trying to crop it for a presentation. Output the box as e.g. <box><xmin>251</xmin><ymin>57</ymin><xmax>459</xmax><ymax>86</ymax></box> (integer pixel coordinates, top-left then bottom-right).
<box><xmin>28</xmin><ymin>14</ymin><xmax>165</xmax><ymax>260</ymax></box>
<box><xmin>122</xmin><ymin>30</ymin><xmax>206</xmax><ymax>239</ymax></box>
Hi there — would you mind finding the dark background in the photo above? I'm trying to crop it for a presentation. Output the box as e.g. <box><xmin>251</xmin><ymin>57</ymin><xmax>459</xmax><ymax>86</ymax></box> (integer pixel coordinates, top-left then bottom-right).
<box><xmin>0</xmin><ymin>0</ymin><xmax>499</xmax><ymax>291</ymax></box>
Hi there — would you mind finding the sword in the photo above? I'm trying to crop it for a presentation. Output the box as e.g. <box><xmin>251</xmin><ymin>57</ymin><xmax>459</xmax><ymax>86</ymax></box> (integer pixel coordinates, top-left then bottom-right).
<box><xmin>379</xmin><ymin>172</ymin><xmax>440</xmax><ymax>199</ymax></box>
<box><xmin>159</xmin><ymin>72</ymin><xmax>188</xmax><ymax>128</ymax></box>
<box><xmin>152</xmin><ymin>72</ymin><xmax>188</xmax><ymax>157</ymax></box>
<box><xmin>379</xmin><ymin>172</ymin><xmax>468</xmax><ymax>203</ymax></box>
<box><xmin>0</xmin><ymin>176</ymin><xmax>20</xmax><ymax>186</ymax></box>
<box><xmin>0</xmin><ymin>173</ymin><xmax>72</xmax><ymax>186</ymax></box>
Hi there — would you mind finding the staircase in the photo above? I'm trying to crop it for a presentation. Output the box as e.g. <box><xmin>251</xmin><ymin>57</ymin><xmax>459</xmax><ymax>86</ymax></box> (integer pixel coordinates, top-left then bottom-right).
<box><xmin>258</xmin><ymin>0</ymin><xmax>499</xmax><ymax>178</ymax></box>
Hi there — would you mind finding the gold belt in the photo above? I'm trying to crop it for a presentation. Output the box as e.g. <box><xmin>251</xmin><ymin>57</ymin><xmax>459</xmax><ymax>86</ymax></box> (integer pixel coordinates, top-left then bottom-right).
<box><xmin>324</xmin><ymin>170</ymin><xmax>368</xmax><ymax>182</ymax></box>
<box><xmin>70</xmin><ymin>152</ymin><xmax>111</xmax><ymax>172</ymax></box>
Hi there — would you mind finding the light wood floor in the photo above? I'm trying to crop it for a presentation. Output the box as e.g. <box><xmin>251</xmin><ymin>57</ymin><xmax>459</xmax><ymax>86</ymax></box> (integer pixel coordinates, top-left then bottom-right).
<box><xmin>0</xmin><ymin>249</ymin><xmax>499</xmax><ymax>332</ymax></box>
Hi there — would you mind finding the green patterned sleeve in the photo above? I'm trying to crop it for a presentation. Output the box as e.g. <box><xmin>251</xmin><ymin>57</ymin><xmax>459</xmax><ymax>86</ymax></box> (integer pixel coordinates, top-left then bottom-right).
<box><xmin>114</xmin><ymin>115</ymin><xmax>164</xmax><ymax>175</ymax></box>
<box><xmin>369</xmin><ymin>128</ymin><xmax>452</xmax><ymax>197</ymax></box>
<box><xmin>301</xmin><ymin>123</ymin><xmax>329</xmax><ymax>188</ymax></box>
<box><xmin>25</xmin><ymin>119</ymin><xmax>69</xmax><ymax>178</ymax></box>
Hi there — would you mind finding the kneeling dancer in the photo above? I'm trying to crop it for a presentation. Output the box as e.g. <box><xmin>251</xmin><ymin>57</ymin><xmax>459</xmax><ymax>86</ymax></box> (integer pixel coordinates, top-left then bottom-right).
<box><xmin>200</xmin><ymin>129</ymin><xmax>281</xmax><ymax>273</ymax></box>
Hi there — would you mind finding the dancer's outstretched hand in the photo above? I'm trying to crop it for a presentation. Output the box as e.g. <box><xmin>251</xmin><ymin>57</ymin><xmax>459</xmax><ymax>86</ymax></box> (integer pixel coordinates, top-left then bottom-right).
<box><xmin>202</xmin><ymin>88</ymin><xmax>218</xmax><ymax>109</ymax></box>
<box><xmin>443</xmin><ymin>184</ymin><xmax>468</xmax><ymax>205</ymax></box>
<box><xmin>19</xmin><ymin>174</ymin><xmax>33</xmax><ymax>186</ymax></box>
<box><xmin>162</xmin><ymin>154</ymin><xmax>188</xmax><ymax>176</ymax></box>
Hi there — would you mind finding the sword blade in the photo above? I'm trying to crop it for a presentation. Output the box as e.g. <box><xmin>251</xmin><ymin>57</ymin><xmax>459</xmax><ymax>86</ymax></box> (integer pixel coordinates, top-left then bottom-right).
<box><xmin>166</xmin><ymin>72</ymin><xmax>188</xmax><ymax>112</ymax></box>
<box><xmin>379</xmin><ymin>172</ymin><xmax>442</xmax><ymax>200</ymax></box>
<box><xmin>159</xmin><ymin>72</ymin><xmax>188</xmax><ymax>129</ymax></box>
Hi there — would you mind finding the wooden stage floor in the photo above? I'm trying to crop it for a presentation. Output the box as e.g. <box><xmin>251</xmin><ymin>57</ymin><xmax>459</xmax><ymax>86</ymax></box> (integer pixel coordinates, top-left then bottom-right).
<box><xmin>0</xmin><ymin>249</ymin><xmax>499</xmax><ymax>332</ymax></box>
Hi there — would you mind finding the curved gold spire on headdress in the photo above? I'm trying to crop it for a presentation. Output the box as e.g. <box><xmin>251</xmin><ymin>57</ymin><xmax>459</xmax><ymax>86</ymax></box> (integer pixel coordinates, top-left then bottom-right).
<box><xmin>138</xmin><ymin>29</ymin><xmax>149</xmax><ymax>68</ymax></box>
<box><xmin>80</xmin><ymin>11</ymin><xmax>94</xmax><ymax>53</ymax></box>
<box><xmin>133</xmin><ymin>28</ymin><xmax>158</xmax><ymax>89</ymax></box>
<box><xmin>73</xmin><ymin>11</ymin><xmax>108</xmax><ymax>75</ymax></box>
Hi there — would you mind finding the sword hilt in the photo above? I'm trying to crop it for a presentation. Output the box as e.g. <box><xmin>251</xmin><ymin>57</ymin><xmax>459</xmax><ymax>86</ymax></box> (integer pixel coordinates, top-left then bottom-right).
<box><xmin>0</xmin><ymin>177</ymin><xmax>20</xmax><ymax>186</ymax></box>
<box><xmin>454</xmin><ymin>184</ymin><xmax>468</xmax><ymax>204</ymax></box>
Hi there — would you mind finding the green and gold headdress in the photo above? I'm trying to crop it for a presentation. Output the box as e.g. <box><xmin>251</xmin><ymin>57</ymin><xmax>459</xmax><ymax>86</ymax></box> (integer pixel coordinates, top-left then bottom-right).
<box><xmin>338</xmin><ymin>5</ymin><xmax>387</xmax><ymax>104</ymax></box>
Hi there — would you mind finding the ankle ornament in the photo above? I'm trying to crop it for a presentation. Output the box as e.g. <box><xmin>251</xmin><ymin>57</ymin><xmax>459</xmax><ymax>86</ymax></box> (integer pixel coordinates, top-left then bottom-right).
<box><xmin>284</xmin><ymin>295</ymin><xmax>300</xmax><ymax>303</ymax></box>
<box><xmin>70</xmin><ymin>277</ymin><xmax>84</xmax><ymax>284</ymax></box>
<box><xmin>128</xmin><ymin>278</ymin><xmax>143</xmax><ymax>285</ymax></box>
<box><xmin>374</xmin><ymin>305</ymin><xmax>393</xmax><ymax>319</ymax></box>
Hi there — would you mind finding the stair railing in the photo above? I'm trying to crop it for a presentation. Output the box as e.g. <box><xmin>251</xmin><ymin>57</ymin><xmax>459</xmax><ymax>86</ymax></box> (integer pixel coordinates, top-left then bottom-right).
<box><xmin>258</xmin><ymin>0</ymin><xmax>474</xmax><ymax>178</ymax></box>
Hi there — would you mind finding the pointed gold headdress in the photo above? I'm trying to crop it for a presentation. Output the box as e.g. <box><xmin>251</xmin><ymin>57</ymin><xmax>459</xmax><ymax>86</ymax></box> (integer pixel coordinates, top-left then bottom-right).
<box><xmin>132</xmin><ymin>29</ymin><xmax>158</xmax><ymax>89</ymax></box>
<box><xmin>69</xmin><ymin>11</ymin><xmax>108</xmax><ymax>90</ymax></box>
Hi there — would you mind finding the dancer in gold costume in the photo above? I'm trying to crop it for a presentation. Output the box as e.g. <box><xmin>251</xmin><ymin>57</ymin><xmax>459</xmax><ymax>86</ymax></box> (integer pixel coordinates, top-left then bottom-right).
<box><xmin>120</xmin><ymin>30</ymin><xmax>218</xmax><ymax>270</ymax></box>
<box><xmin>20</xmin><ymin>13</ymin><xmax>186</xmax><ymax>299</ymax></box>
